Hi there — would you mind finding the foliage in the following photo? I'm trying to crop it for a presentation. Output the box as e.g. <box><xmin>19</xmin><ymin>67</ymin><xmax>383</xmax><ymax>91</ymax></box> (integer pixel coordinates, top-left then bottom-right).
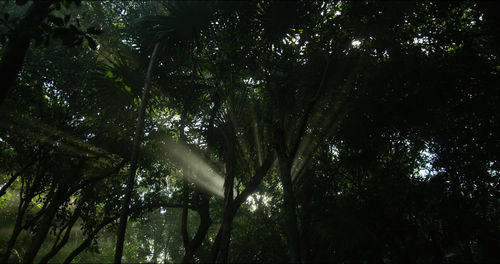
<box><xmin>0</xmin><ymin>1</ymin><xmax>499</xmax><ymax>263</ymax></box>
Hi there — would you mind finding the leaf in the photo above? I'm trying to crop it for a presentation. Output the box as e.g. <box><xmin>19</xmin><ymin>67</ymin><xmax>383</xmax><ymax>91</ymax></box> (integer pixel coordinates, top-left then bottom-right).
<box><xmin>124</xmin><ymin>85</ymin><xmax>132</xmax><ymax>94</ymax></box>
<box><xmin>105</xmin><ymin>71</ymin><xmax>114</xmax><ymax>78</ymax></box>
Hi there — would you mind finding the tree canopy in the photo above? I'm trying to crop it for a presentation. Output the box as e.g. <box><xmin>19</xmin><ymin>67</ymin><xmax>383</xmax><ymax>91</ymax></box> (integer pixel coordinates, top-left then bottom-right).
<box><xmin>0</xmin><ymin>1</ymin><xmax>499</xmax><ymax>263</ymax></box>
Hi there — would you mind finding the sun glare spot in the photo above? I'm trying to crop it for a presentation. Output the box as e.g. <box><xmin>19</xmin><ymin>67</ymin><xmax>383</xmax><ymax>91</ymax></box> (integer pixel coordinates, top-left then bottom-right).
<box><xmin>246</xmin><ymin>194</ymin><xmax>271</xmax><ymax>212</ymax></box>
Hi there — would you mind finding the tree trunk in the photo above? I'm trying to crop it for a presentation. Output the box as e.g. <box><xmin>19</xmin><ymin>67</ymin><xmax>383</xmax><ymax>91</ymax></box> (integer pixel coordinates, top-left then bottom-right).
<box><xmin>219</xmin><ymin>142</ymin><xmax>237</xmax><ymax>264</ymax></box>
<box><xmin>1</xmin><ymin>160</ymin><xmax>46</xmax><ymax>263</ymax></box>
<box><xmin>114</xmin><ymin>41</ymin><xmax>160</xmax><ymax>264</ymax></box>
<box><xmin>23</xmin><ymin>159</ymin><xmax>84</xmax><ymax>263</ymax></box>
<box><xmin>0</xmin><ymin>1</ymin><xmax>51</xmax><ymax>106</ymax></box>
<box><xmin>209</xmin><ymin>142</ymin><xmax>236</xmax><ymax>263</ymax></box>
<box><xmin>207</xmin><ymin>154</ymin><xmax>273</xmax><ymax>263</ymax></box>
<box><xmin>38</xmin><ymin>206</ymin><xmax>81</xmax><ymax>264</ymax></box>
<box><xmin>22</xmin><ymin>188</ymin><xmax>66</xmax><ymax>263</ymax></box>
<box><xmin>191</xmin><ymin>193</ymin><xmax>212</xmax><ymax>254</ymax></box>
<box><xmin>63</xmin><ymin>218</ymin><xmax>114</xmax><ymax>264</ymax></box>
<box><xmin>181</xmin><ymin>174</ymin><xmax>194</xmax><ymax>263</ymax></box>
<box><xmin>1</xmin><ymin>194</ymin><xmax>30</xmax><ymax>263</ymax></box>
<box><xmin>216</xmin><ymin>212</ymin><xmax>233</xmax><ymax>264</ymax></box>
<box><xmin>152</xmin><ymin>211</ymin><xmax>164</xmax><ymax>264</ymax></box>
<box><xmin>181</xmin><ymin>191</ymin><xmax>212</xmax><ymax>263</ymax></box>
<box><xmin>300</xmin><ymin>167</ymin><xmax>314</xmax><ymax>261</ymax></box>
<box><xmin>181</xmin><ymin>94</ymin><xmax>217</xmax><ymax>263</ymax></box>
<box><xmin>0</xmin><ymin>158</ymin><xmax>37</xmax><ymax>198</ymax></box>
<box><xmin>276</xmin><ymin>145</ymin><xmax>301</xmax><ymax>264</ymax></box>
<box><xmin>209</xmin><ymin>206</ymin><xmax>236</xmax><ymax>264</ymax></box>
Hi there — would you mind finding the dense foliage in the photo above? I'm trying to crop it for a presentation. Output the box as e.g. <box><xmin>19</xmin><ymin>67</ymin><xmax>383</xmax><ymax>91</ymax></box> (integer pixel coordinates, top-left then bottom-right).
<box><xmin>0</xmin><ymin>1</ymin><xmax>499</xmax><ymax>263</ymax></box>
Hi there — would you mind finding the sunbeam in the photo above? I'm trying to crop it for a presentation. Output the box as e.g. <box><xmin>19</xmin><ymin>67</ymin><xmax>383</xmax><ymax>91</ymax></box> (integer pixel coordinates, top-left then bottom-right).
<box><xmin>0</xmin><ymin>112</ymin><xmax>120</xmax><ymax>164</ymax></box>
<box><xmin>163</xmin><ymin>139</ymin><xmax>224</xmax><ymax>198</ymax></box>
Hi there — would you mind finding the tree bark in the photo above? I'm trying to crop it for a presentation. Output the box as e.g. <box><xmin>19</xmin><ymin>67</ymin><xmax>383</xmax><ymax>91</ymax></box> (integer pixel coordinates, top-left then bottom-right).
<box><xmin>275</xmin><ymin>127</ymin><xmax>302</xmax><ymax>264</ymax></box>
<box><xmin>181</xmin><ymin>174</ymin><xmax>194</xmax><ymax>263</ymax></box>
<box><xmin>208</xmin><ymin>141</ymin><xmax>236</xmax><ymax>263</ymax></box>
<box><xmin>0</xmin><ymin>157</ymin><xmax>37</xmax><ymax>198</ymax></box>
<box><xmin>0</xmin><ymin>1</ymin><xmax>51</xmax><ymax>106</ymax></box>
<box><xmin>179</xmin><ymin>109</ymin><xmax>196</xmax><ymax>264</ymax></box>
<box><xmin>63</xmin><ymin>218</ymin><xmax>114</xmax><ymax>264</ymax></box>
<box><xmin>190</xmin><ymin>193</ymin><xmax>212</xmax><ymax>254</ymax></box>
<box><xmin>1</xmin><ymin>189</ymin><xmax>30</xmax><ymax>263</ymax></box>
<box><xmin>63</xmin><ymin>202</ymin><xmax>172</xmax><ymax>264</ymax></box>
<box><xmin>181</xmin><ymin>93</ymin><xmax>217</xmax><ymax>263</ymax></box>
<box><xmin>277</xmin><ymin>151</ymin><xmax>301</xmax><ymax>263</ymax></box>
<box><xmin>38</xmin><ymin>206</ymin><xmax>82</xmax><ymax>264</ymax></box>
<box><xmin>22</xmin><ymin>159</ymin><xmax>86</xmax><ymax>263</ymax></box>
<box><xmin>208</xmin><ymin>154</ymin><xmax>273</xmax><ymax>263</ymax></box>
<box><xmin>181</xmin><ymin>191</ymin><xmax>212</xmax><ymax>263</ymax></box>
<box><xmin>22</xmin><ymin>186</ymin><xmax>68</xmax><ymax>263</ymax></box>
<box><xmin>114</xmin><ymin>41</ymin><xmax>160</xmax><ymax>264</ymax></box>
<box><xmin>219</xmin><ymin>141</ymin><xmax>237</xmax><ymax>263</ymax></box>
<box><xmin>0</xmin><ymin>158</ymin><xmax>47</xmax><ymax>263</ymax></box>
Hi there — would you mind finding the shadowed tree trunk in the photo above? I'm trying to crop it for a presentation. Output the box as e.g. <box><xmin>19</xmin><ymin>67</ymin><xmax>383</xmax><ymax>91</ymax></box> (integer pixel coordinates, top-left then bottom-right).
<box><xmin>22</xmin><ymin>171</ymin><xmax>76</xmax><ymax>264</ymax></box>
<box><xmin>276</xmin><ymin>139</ymin><xmax>301</xmax><ymax>264</ymax></box>
<box><xmin>208</xmin><ymin>155</ymin><xmax>273</xmax><ymax>263</ymax></box>
<box><xmin>209</xmin><ymin>126</ymin><xmax>237</xmax><ymax>264</ymax></box>
<box><xmin>64</xmin><ymin>202</ymin><xmax>181</xmax><ymax>264</ymax></box>
<box><xmin>0</xmin><ymin>1</ymin><xmax>51</xmax><ymax>106</ymax></box>
<box><xmin>1</xmin><ymin>184</ymin><xmax>32</xmax><ymax>263</ymax></box>
<box><xmin>22</xmin><ymin>158</ymin><xmax>89</xmax><ymax>263</ymax></box>
<box><xmin>0</xmin><ymin>157</ymin><xmax>38</xmax><ymax>198</ymax></box>
<box><xmin>114</xmin><ymin>42</ymin><xmax>160</xmax><ymax>263</ymax></box>
<box><xmin>190</xmin><ymin>192</ymin><xmax>212</xmax><ymax>254</ymax></box>
<box><xmin>181</xmin><ymin>92</ymin><xmax>220</xmax><ymax>263</ymax></box>
<box><xmin>269</xmin><ymin>58</ymin><xmax>335</xmax><ymax>263</ymax></box>
<box><xmin>22</xmin><ymin>158</ymin><xmax>125</xmax><ymax>263</ymax></box>
<box><xmin>181</xmin><ymin>191</ymin><xmax>212</xmax><ymax>263</ymax></box>
<box><xmin>181</xmin><ymin>172</ymin><xmax>194</xmax><ymax>263</ymax></box>
<box><xmin>38</xmin><ymin>206</ymin><xmax>82</xmax><ymax>264</ymax></box>
<box><xmin>218</xmin><ymin>149</ymin><xmax>236</xmax><ymax>264</ymax></box>
<box><xmin>152</xmin><ymin>217</ymin><xmax>164</xmax><ymax>264</ymax></box>
<box><xmin>179</xmin><ymin>110</ymin><xmax>195</xmax><ymax>264</ymax></box>
<box><xmin>63</xmin><ymin>217</ymin><xmax>114</xmax><ymax>264</ymax></box>
<box><xmin>0</xmin><ymin>149</ymin><xmax>49</xmax><ymax>263</ymax></box>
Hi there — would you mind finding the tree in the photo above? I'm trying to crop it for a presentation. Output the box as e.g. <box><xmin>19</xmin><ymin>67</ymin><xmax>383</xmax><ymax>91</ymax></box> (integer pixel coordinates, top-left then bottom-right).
<box><xmin>1</xmin><ymin>1</ymin><xmax>499</xmax><ymax>263</ymax></box>
<box><xmin>0</xmin><ymin>0</ymin><xmax>101</xmax><ymax>106</ymax></box>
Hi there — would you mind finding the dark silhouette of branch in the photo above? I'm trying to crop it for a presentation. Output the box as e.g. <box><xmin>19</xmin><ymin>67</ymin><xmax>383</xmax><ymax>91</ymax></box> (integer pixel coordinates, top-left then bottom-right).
<box><xmin>0</xmin><ymin>1</ymin><xmax>51</xmax><ymax>106</ymax></box>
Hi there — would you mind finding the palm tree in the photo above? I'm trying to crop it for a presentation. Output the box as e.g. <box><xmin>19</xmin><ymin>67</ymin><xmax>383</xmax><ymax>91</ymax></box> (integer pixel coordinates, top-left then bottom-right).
<box><xmin>113</xmin><ymin>2</ymin><xmax>216</xmax><ymax>263</ymax></box>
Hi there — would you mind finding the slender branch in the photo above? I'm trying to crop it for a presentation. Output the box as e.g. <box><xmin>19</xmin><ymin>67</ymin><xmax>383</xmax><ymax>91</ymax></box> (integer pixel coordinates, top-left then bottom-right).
<box><xmin>0</xmin><ymin>177</ymin><xmax>30</xmax><ymax>263</ymax></box>
<box><xmin>39</xmin><ymin>206</ymin><xmax>82</xmax><ymax>264</ymax></box>
<box><xmin>70</xmin><ymin>159</ymin><xmax>126</xmax><ymax>194</ymax></box>
<box><xmin>233</xmin><ymin>154</ymin><xmax>274</xmax><ymax>212</ymax></box>
<box><xmin>64</xmin><ymin>201</ymin><xmax>184</xmax><ymax>264</ymax></box>
<box><xmin>63</xmin><ymin>217</ymin><xmax>114</xmax><ymax>264</ymax></box>
<box><xmin>114</xmin><ymin>41</ymin><xmax>162</xmax><ymax>264</ymax></box>
<box><xmin>0</xmin><ymin>158</ymin><xmax>38</xmax><ymax>198</ymax></box>
<box><xmin>290</xmin><ymin>59</ymin><xmax>331</xmax><ymax>158</ymax></box>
